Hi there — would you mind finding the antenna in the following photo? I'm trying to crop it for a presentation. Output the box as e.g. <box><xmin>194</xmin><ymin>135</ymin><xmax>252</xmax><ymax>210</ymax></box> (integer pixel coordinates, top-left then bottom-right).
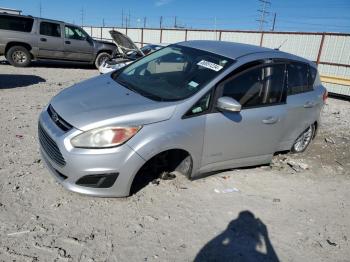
<box><xmin>275</xmin><ymin>39</ymin><xmax>287</xmax><ymax>50</ymax></box>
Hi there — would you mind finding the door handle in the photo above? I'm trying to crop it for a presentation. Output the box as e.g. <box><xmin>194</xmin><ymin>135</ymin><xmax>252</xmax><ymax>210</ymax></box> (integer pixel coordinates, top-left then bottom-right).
<box><xmin>65</xmin><ymin>40</ymin><xmax>71</xmax><ymax>44</ymax></box>
<box><xmin>262</xmin><ymin>116</ymin><xmax>279</xmax><ymax>124</ymax></box>
<box><xmin>40</xmin><ymin>38</ymin><xmax>47</xmax><ymax>42</ymax></box>
<box><xmin>304</xmin><ymin>101</ymin><xmax>315</xmax><ymax>108</ymax></box>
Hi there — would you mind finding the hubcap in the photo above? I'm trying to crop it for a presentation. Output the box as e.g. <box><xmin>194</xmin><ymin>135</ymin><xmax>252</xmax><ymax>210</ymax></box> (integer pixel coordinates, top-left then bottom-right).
<box><xmin>98</xmin><ymin>55</ymin><xmax>109</xmax><ymax>66</ymax></box>
<box><xmin>12</xmin><ymin>50</ymin><xmax>27</xmax><ymax>64</ymax></box>
<box><xmin>294</xmin><ymin>126</ymin><xmax>313</xmax><ymax>152</ymax></box>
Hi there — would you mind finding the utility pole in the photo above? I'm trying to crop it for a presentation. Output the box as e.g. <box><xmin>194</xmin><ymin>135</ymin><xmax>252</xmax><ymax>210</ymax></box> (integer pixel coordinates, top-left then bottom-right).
<box><xmin>160</xmin><ymin>16</ymin><xmax>163</xmax><ymax>28</ymax></box>
<box><xmin>102</xmin><ymin>18</ymin><xmax>105</xmax><ymax>27</ymax></box>
<box><xmin>39</xmin><ymin>1</ymin><xmax>42</xmax><ymax>17</ymax></box>
<box><xmin>214</xmin><ymin>17</ymin><xmax>217</xmax><ymax>40</ymax></box>
<box><xmin>271</xmin><ymin>12</ymin><xmax>276</xmax><ymax>31</ymax></box>
<box><xmin>143</xmin><ymin>17</ymin><xmax>147</xmax><ymax>28</ymax></box>
<box><xmin>121</xmin><ymin>9</ymin><xmax>124</xmax><ymax>27</ymax></box>
<box><xmin>80</xmin><ymin>7</ymin><xmax>84</xmax><ymax>26</ymax></box>
<box><xmin>174</xmin><ymin>16</ymin><xmax>177</xmax><ymax>28</ymax></box>
<box><xmin>256</xmin><ymin>0</ymin><xmax>271</xmax><ymax>31</ymax></box>
<box><xmin>128</xmin><ymin>10</ymin><xmax>131</xmax><ymax>27</ymax></box>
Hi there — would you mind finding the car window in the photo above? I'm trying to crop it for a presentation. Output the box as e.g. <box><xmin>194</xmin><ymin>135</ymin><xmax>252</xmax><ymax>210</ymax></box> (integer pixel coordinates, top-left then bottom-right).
<box><xmin>113</xmin><ymin>45</ymin><xmax>233</xmax><ymax>102</ymax></box>
<box><xmin>221</xmin><ymin>64</ymin><xmax>286</xmax><ymax>108</ymax></box>
<box><xmin>287</xmin><ymin>62</ymin><xmax>309</xmax><ymax>95</ymax></box>
<box><xmin>308</xmin><ymin>66</ymin><xmax>318</xmax><ymax>87</ymax></box>
<box><xmin>0</xmin><ymin>15</ymin><xmax>33</xmax><ymax>32</ymax></box>
<box><xmin>186</xmin><ymin>92</ymin><xmax>212</xmax><ymax>116</ymax></box>
<box><xmin>65</xmin><ymin>25</ymin><xmax>87</xmax><ymax>40</ymax></box>
<box><xmin>40</xmin><ymin>22</ymin><xmax>61</xmax><ymax>37</ymax></box>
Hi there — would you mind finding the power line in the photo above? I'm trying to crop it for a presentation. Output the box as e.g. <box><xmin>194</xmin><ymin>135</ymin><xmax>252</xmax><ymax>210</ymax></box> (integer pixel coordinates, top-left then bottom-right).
<box><xmin>257</xmin><ymin>0</ymin><xmax>271</xmax><ymax>31</ymax></box>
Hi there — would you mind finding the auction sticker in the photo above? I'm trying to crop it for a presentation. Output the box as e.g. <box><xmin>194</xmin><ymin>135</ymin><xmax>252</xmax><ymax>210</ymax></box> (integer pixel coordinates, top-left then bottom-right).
<box><xmin>197</xmin><ymin>60</ymin><xmax>223</xmax><ymax>72</ymax></box>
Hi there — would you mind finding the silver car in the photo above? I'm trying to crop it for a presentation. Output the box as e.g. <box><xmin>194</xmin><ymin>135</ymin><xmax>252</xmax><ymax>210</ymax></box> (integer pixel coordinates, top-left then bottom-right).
<box><xmin>38</xmin><ymin>40</ymin><xmax>327</xmax><ymax>197</ymax></box>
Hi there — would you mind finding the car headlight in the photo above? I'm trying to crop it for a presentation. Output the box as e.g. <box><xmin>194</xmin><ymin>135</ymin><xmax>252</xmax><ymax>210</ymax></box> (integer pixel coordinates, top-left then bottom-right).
<box><xmin>71</xmin><ymin>126</ymin><xmax>141</xmax><ymax>148</ymax></box>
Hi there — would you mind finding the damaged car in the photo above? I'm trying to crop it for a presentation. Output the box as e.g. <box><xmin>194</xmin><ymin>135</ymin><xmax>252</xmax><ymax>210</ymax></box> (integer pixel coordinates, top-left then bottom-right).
<box><xmin>98</xmin><ymin>30</ymin><xmax>166</xmax><ymax>74</ymax></box>
<box><xmin>38</xmin><ymin>40</ymin><xmax>327</xmax><ymax>197</ymax></box>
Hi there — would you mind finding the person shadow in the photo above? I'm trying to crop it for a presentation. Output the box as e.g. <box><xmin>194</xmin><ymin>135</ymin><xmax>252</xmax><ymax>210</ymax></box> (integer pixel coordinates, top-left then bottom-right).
<box><xmin>194</xmin><ymin>211</ymin><xmax>279</xmax><ymax>262</ymax></box>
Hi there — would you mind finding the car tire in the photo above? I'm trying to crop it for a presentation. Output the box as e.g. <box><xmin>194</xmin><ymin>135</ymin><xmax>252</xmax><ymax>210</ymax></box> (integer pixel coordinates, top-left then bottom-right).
<box><xmin>175</xmin><ymin>155</ymin><xmax>193</xmax><ymax>178</ymax></box>
<box><xmin>6</xmin><ymin>46</ymin><xmax>31</xmax><ymax>67</ymax></box>
<box><xmin>94</xmin><ymin>52</ymin><xmax>111</xmax><ymax>69</ymax></box>
<box><xmin>291</xmin><ymin>124</ymin><xmax>315</xmax><ymax>153</ymax></box>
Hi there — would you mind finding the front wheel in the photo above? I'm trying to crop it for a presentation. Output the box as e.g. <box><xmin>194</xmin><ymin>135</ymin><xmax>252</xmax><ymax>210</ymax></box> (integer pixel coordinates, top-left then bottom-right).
<box><xmin>94</xmin><ymin>52</ymin><xmax>111</xmax><ymax>69</ymax></box>
<box><xmin>291</xmin><ymin>124</ymin><xmax>315</xmax><ymax>153</ymax></box>
<box><xmin>6</xmin><ymin>46</ymin><xmax>31</xmax><ymax>67</ymax></box>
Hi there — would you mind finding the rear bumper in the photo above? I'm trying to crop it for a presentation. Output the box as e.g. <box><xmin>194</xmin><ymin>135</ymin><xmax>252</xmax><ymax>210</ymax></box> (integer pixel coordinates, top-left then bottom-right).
<box><xmin>38</xmin><ymin>109</ymin><xmax>145</xmax><ymax>197</ymax></box>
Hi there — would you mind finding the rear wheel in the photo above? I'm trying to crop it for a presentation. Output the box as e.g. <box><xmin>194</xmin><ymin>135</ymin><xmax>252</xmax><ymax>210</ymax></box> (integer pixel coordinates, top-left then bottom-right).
<box><xmin>6</xmin><ymin>46</ymin><xmax>31</xmax><ymax>67</ymax></box>
<box><xmin>291</xmin><ymin>124</ymin><xmax>315</xmax><ymax>153</ymax></box>
<box><xmin>94</xmin><ymin>52</ymin><xmax>111</xmax><ymax>68</ymax></box>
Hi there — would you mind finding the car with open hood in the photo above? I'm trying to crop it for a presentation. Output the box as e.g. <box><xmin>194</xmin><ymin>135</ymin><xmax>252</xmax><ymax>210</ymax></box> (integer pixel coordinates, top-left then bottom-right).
<box><xmin>99</xmin><ymin>30</ymin><xmax>166</xmax><ymax>74</ymax></box>
<box><xmin>38</xmin><ymin>40</ymin><xmax>327</xmax><ymax>197</ymax></box>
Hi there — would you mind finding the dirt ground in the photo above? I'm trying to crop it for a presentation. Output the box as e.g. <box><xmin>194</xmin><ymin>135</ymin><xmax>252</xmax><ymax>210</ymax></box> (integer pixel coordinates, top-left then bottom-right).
<box><xmin>0</xmin><ymin>57</ymin><xmax>349</xmax><ymax>262</ymax></box>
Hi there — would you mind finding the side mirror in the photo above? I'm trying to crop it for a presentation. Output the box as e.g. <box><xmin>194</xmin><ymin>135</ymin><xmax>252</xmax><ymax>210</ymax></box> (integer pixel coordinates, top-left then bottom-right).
<box><xmin>216</xmin><ymin>97</ymin><xmax>242</xmax><ymax>112</ymax></box>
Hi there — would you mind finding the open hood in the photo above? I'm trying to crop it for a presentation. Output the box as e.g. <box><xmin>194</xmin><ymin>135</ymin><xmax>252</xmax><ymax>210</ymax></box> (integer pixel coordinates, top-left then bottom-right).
<box><xmin>109</xmin><ymin>30</ymin><xmax>144</xmax><ymax>57</ymax></box>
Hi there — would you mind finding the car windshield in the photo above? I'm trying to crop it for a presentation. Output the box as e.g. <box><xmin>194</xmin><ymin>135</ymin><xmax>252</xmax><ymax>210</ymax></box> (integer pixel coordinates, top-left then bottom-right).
<box><xmin>112</xmin><ymin>45</ymin><xmax>233</xmax><ymax>101</ymax></box>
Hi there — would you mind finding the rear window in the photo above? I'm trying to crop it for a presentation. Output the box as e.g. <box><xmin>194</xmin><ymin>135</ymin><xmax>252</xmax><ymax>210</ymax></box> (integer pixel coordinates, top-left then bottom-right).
<box><xmin>287</xmin><ymin>62</ymin><xmax>312</xmax><ymax>95</ymax></box>
<box><xmin>309</xmin><ymin>66</ymin><xmax>318</xmax><ymax>86</ymax></box>
<box><xmin>0</xmin><ymin>15</ymin><xmax>33</xmax><ymax>32</ymax></box>
<box><xmin>40</xmin><ymin>22</ymin><xmax>61</xmax><ymax>37</ymax></box>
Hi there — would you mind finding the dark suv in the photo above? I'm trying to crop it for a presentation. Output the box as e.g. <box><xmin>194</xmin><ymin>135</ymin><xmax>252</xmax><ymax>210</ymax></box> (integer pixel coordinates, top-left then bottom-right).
<box><xmin>0</xmin><ymin>13</ymin><xmax>117</xmax><ymax>68</ymax></box>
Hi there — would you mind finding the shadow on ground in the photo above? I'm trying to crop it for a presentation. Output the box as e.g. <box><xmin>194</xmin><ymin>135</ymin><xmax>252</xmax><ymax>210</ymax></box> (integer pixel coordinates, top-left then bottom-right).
<box><xmin>194</xmin><ymin>210</ymin><xmax>279</xmax><ymax>262</ymax></box>
<box><xmin>0</xmin><ymin>74</ymin><xmax>46</xmax><ymax>89</ymax></box>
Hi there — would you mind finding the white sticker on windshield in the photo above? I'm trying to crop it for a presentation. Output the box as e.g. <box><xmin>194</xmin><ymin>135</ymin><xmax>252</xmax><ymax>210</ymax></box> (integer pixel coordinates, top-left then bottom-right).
<box><xmin>197</xmin><ymin>60</ymin><xmax>223</xmax><ymax>72</ymax></box>
<box><xmin>189</xmin><ymin>81</ymin><xmax>199</xmax><ymax>88</ymax></box>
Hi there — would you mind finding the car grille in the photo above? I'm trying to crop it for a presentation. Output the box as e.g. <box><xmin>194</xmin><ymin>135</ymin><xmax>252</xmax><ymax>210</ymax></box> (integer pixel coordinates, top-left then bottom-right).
<box><xmin>38</xmin><ymin>123</ymin><xmax>66</xmax><ymax>167</ymax></box>
<box><xmin>47</xmin><ymin>105</ymin><xmax>73</xmax><ymax>132</ymax></box>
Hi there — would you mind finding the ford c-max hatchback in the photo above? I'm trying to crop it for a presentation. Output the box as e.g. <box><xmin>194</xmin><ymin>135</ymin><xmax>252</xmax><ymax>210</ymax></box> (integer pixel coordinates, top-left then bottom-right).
<box><xmin>38</xmin><ymin>40</ymin><xmax>327</xmax><ymax>197</ymax></box>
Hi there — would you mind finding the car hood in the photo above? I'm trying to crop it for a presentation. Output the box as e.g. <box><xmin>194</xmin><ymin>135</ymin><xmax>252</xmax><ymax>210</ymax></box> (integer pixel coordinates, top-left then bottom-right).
<box><xmin>95</xmin><ymin>39</ymin><xmax>116</xmax><ymax>46</ymax></box>
<box><xmin>109</xmin><ymin>30</ymin><xmax>144</xmax><ymax>56</ymax></box>
<box><xmin>50</xmin><ymin>74</ymin><xmax>177</xmax><ymax>131</ymax></box>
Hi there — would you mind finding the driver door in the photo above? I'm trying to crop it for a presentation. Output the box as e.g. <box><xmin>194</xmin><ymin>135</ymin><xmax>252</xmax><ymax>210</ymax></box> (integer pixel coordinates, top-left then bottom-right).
<box><xmin>200</xmin><ymin>62</ymin><xmax>288</xmax><ymax>172</ymax></box>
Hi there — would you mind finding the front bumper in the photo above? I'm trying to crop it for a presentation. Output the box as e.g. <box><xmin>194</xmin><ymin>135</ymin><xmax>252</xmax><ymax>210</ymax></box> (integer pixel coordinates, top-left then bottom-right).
<box><xmin>38</xmin><ymin>109</ymin><xmax>145</xmax><ymax>197</ymax></box>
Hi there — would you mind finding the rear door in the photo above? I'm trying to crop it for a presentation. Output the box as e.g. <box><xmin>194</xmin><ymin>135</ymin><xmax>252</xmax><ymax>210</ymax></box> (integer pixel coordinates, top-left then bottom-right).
<box><xmin>201</xmin><ymin>61</ymin><xmax>288</xmax><ymax>170</ymax></box>
<box><xmin>282</xmin><ymin>62</ymin><xmax>318</xmax><ymax>147</ymax></box>
<box><xmin>37</xmin><ymin>20</ymin><xmax>64</xmax><ymax>59</ymax></box>
<box><xmin>63</xmin><ymin>25</ymin><xmax>93</xmax><ymax>61</ymax></box>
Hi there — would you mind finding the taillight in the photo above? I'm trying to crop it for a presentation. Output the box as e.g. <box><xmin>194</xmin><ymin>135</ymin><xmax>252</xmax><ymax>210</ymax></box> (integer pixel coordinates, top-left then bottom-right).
<box><xmin>323</xmin><ymin>90</ymin><xmax>328</xmax><ymax>102</ymax></box>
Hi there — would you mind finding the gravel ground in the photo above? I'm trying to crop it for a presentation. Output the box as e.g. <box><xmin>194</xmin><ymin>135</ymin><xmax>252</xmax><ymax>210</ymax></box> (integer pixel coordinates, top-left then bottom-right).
<box><xmin>0</xmin><ymin>58</ymin><xmax>349</xmax><ymax>262</ymax></box>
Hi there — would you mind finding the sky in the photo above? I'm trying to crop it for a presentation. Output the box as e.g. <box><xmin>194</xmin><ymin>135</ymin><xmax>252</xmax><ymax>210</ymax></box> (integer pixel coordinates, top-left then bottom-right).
<box><xmin>1</xmin><ymin>0</ymin><xmax>350</xmax><ymax>33</ymax></box>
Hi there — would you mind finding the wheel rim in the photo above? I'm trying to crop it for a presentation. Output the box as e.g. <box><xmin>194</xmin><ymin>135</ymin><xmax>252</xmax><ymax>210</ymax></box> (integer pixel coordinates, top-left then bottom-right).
<box><xmin>294</xmin><ymin>126</ymin><xmax>313</xmax><ymax>152</ymax></box>
<box><xmin>98</xmin><ymin>55</ymin><xmax>109</xmax><ymax>67</ymax></box>
<box><xmin>12</xmin><ymin>50</ymin><xmax>27</xmax><ymax>64</ymax></box>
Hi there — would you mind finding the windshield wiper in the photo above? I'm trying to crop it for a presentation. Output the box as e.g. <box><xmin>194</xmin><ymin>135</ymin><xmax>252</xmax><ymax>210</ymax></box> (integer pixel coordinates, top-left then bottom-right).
<box><xmin>116</xmin><ymin>78</ymin><xmax>164</xmax><ymax>101</ymax></box>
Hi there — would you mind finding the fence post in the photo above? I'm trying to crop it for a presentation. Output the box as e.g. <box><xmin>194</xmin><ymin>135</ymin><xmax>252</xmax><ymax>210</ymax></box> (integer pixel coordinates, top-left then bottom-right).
<box><xmin>316</xmin><ymin>33</ymin><xmax>326</xmax><ymax>66</ymax></box>
<box><xmin>185</xmin><ymin>29</ymin><xmax>188</xmax><ymax>41</ymax></box>
<box><xmin>100</xmin><ymin>27</ymin><xmax>102</xmax><ymax>40</ymax></box>
<box><xmin>141</xmin><ymin>28</ymin><xmax>144</xmax><ymax>47</ymax></box>
<box><xmin>160</xmin><ymin>28</ymin><xmax>163</xmax><ymax>43</ymax></box>
<box><xmin>219</xmin><ymin>31</ymin><xmax>222</xmax><ymax>41</ymax></box>
<box><xmin>260</xmin><ymin>32</ymin><xmax>264</xmax><ymax>47</ymax></box>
